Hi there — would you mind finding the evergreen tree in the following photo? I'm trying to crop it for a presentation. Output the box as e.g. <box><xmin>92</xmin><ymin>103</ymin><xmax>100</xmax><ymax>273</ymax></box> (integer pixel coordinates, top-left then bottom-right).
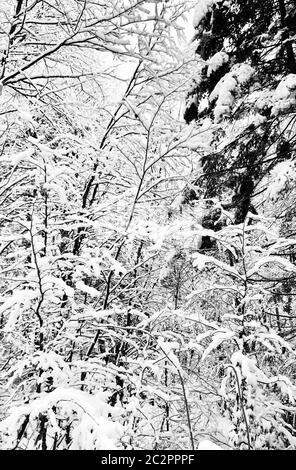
<box><xmin>185</xmin><ymin>0</ymin><xmax>296</xmax><ymax>224</ymax></box>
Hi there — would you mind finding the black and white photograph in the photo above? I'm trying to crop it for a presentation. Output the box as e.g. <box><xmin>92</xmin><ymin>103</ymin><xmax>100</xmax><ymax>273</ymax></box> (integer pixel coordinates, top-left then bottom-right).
<box><xmin>0</xmin><ymin>0</ymin><xmax>295</xmax><ymax>454</ymax></box>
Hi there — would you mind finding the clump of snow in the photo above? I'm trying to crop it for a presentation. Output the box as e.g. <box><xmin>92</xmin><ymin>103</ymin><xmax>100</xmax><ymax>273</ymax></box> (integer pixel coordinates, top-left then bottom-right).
<box><xmin>192</xmin><ymin>252</ymin><xmax>242</xmax><ymax>279</ymax></box>
<box><xmin>1</xmin><ymin>148</ymin><xmax>35</xmax><ymax>166</ymax></box>
<box><xmin>209</xmin><ymin>64</ymin><xmax>255</xmax><ymax>121</ymax></box>
<box><xmin>18</xmin><ymin>109</ymin><xmax>37</xmax><ymax>126</ymax></box>
<box><xmin>76</xmin><ymin>280</ymin><xmax>100</xmax><ymax>297</ymax></box>
<box><xmin>186</xmin><ymin>117</ymin><xmax>216</xmax><ymax>150</ymax></box>
<box><xmin>0</xmin><ymin>387</ymin><xmax>124</xmax><ymax>450</ymax></box>
<box><xmin>266</xmin><ymin>161</ymin><xmax>296</xmax><ymax>201</ymax></box>
<box><xmin>248</xmin><ymin>88</ymin><xmax>274</xmax><ymax>115</ymax></box>
<box><xmin>275</xmin><ymin>74</ymin><xmax>296</xmax><ymax>100</ymax></box>
<box><xmin>207</xmin><ymin>52</ymin><xmax>229</xmax><ymax>76</ymax></box>
<box><xmin>272</xmin><ymin>74</ymin><xmax>296</xmax><ymax>115</ymax></box>
<box><xmin>201</xmin><ymin>331</ymin><xmax>236</xmax><ymax>361</ymax></box>
<box><xmin>193</xmin><ymin>0</ymin><xmax>223</xmax><ymax>28</ymax></box>
<box><xmin>198</xmin><ymin>439</ymin><xmax>223</xmax><ymax>450</ymax></box>
<box><xmin>231</xmin><ymin>63</ymin><xmax>255</xmax><ymax>85</ymax></box>
<box><xmin>198</xmin><ymin>93</ymin><xmax>210</xmax><ymax>114</ymax></box>
<box><xmin>231</xmin><ymin>351</ymin><xmax>268</xmax><ymax>387</ymax></box>
<box><xmin>6</xmin><ymin>351</ymin><xmax>73</xmax><ymax>390</ymax></box>
<box><xmin>210</xmin><ymin>74</ymin><xmax>237</xmax><ymax>120</ymax></box>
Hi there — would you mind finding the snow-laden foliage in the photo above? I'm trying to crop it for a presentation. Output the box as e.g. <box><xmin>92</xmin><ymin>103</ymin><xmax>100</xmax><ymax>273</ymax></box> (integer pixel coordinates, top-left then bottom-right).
<box><xmin>0</xmin><ymin>0</ymin><xmax>296</xmax><ymax>451</ymax></box>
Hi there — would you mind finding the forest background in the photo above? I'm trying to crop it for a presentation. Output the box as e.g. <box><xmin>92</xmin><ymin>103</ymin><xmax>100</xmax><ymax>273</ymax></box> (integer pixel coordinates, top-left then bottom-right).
<box><xmin>0</xmin><ymin>0</ymin><xmax>296</xmax><ymax>451</ymax></box>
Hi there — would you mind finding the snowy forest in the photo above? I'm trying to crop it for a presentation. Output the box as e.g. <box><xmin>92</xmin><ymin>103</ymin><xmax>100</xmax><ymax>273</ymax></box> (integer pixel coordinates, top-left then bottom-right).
<box><xmin>0</xmin><ymin>0</ymin><xmax>295</xmax><ymax>451</ymax></box>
